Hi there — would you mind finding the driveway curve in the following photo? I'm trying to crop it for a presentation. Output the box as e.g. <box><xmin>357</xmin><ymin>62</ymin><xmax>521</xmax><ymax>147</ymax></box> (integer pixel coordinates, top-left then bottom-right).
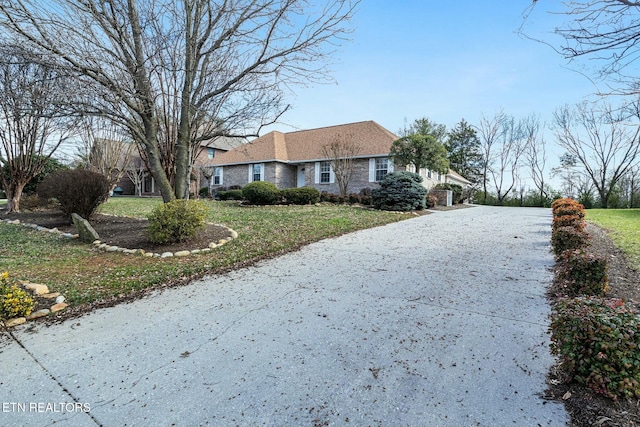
<box><xmin>1</xmin><ymin>206</ymin><xmax>568</xmax><ymax>426</ymax></box>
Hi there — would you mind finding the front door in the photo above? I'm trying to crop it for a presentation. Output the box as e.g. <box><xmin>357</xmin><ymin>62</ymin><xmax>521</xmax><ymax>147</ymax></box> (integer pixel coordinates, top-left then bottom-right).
<box><xmin>297</xmin><ymin>165</ymin><xmax>306</xmax><ymax>187</ymax></box>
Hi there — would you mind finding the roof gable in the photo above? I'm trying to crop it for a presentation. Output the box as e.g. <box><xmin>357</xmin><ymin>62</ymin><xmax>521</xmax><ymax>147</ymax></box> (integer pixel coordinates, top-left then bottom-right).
<box><xmin>213</xmin><ymin>121</ymin><xmax>398</xmax><ymax>166</ymax></box>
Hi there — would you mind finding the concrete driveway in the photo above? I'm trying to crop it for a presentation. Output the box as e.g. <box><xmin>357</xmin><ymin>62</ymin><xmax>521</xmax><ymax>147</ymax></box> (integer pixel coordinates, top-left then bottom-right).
<box><xmin>1</xmin><ymin>206</ymin><xmax>568</xmax><ymax>426</ymax></box>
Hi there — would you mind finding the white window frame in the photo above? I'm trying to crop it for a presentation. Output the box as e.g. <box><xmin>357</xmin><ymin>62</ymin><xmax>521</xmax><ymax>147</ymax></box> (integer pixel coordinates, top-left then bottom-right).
<box><xmin>248</xmin><ymin>163</ymin><xmax>264</xmax><ymax>182</ymax></box>
<box><xmin>207</xmin><ymin>148</ymin><xmax>215</xmax><ymax>159</ymax></box>
<box><xmin>212</xmin><ymin>167</ymin><xmax>223</xmax><ymax>185</ymax></box>
<box><xmin>314</xmin><ymin>161</ymin><xmax>335</xmax><ymax>184</ymax></box>
<box><xmin>369</xmin><ymin>157</ymin><xmax>394</xmax><ymax>182</ymax></box>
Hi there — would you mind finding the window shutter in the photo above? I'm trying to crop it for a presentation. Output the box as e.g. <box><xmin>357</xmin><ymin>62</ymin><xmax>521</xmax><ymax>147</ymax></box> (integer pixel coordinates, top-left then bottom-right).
<box><xmin>218</xmin><ymin>167</ymin><xmax>223</xmax><ymax>186</ymax></box>
<box><xmin>259</xmin><ymin>163</ymin><xmax>264</xmax><ymax>181</ymax></box>
<box><xmin>369</xmin><ymin>158</ymin><xmax>375</xmax><ymax>182</ymax></box>
<box><xmin>388</xmin><ymin>158</ymin><xmax>394</xmax><ymax>173</ymax></box>
<box><xmin>314</xmin><ymin>162</ymin><xmax>320</xmax><ymax>184</ymax></box>
<box><xmin>329</xmin><ymin>164</ymin><xmax>335</xmax><ymax>184</ymax></box>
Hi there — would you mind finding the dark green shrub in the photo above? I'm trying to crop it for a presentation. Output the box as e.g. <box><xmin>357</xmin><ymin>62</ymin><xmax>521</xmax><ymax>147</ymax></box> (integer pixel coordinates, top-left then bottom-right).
<box><xmin>347</xmin><ymin>193</ymin><xmax>361</xmax><ymax>204</ymax></box>
<box><xmin>320</xmin><ymin>192</ymin><xmax>343</xmax><ymax>204</ymax></box>
<box><xmin>372</xmin><ymin>171</ymin><xmax>427</xmax><ymax>211</ymax></box>
<box><xmin>433</xmin><ymin>183</ymin><xmax>464</xmax><ymax>204</ymax></box>
<box><xmin>281</xmin><ymin>187</ymin><xmax>320</xmax><ymax>205</ymax></box>
<box><xmin>242</xmin><ymin>181</ymin><xmax>281</xmax><ymax>205</ymax></box>
<box><xmin>199</xmin><ymin>187</ymin><xmax>210</xmax><ymax>198</ymax></box>
<box><xmin>556</xmin><ymin>249</ymin><xmax>609</xmax><ymax>296</ymax></box>
<box><xmin>550</xmin><ymin>297</ymin><xmax>640</xmax><ymax>399</ymax></box>
<box><xmin>551</xmin><ymin>226</ymin><xmax>590</xmax><ymax>256</ymax></box>
<box><xmin>217</xmin><ymin>189</ymin><xmax>244</xmax><ymax>201</ymax></box>
<box><xmin>37</xmin><ymin>169</ymin><xmax>110</xmax><ymax>220</ymax></box>
<box><xmin>147</xmin><ymin>199</ymin><xmax>207</xmax><ymax>244</ymax></box>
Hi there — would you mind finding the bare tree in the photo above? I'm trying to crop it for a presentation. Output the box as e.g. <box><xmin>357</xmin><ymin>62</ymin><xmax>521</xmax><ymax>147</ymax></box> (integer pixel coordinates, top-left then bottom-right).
<box><xmin>476</xmin><ymin>112</ymin><xmax>527</xmax><ymax>205</ymax></box>
<box><xmin>0</xmin><ymin>47</ymin><xmax>76</xmax><ymax>213</ymax></box>
<box><xmin>522</xmin><ymin>115</ymin><xmax>548</xmax><ymax>205</ymax></box>
<box><xmin>0</xmin><ymin>0</ymin><xmax>358</xmax><ymax>203</ymax></box>
<box><xmin>77</xmin><ymin>118</ymin><xmax>135</xmax><ymax>195</ymax></box>
<box><xmin>553</xmin><ymin>102</ymin><xmax>640</xmax><ymax>208</ymax></box>
<box><xmin>321</xmin><ymin>133</ymin><xmax>361</xmax><ymax>198</ymax></box>
<box><xmin>551</xmin><ymin>152</ymin><xmax>583</xmax><ymax>199</ymax></box>
<box><xmin>125</xmin><ymin>156</ymin><xmax>147</xmax><ymax>197</ymax></box>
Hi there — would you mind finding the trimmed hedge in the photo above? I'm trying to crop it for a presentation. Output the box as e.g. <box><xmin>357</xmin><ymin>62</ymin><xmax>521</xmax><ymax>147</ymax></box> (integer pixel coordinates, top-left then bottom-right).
<box><xmin>281</xmin><ymin>187</ymin><xmax>320</xmax><ymax>205</ymax></box>
<box><xmin>556</xmin><ymin>249</ymin><xmax>609</xmax><ymax>297</ymax></box>
<box><xmin>217</xmin><ymin>190</ymin><xmax>244</xmax><ymax>201</ymax></box>
<box><xmin>242</xmin><ymin>181</ymin><xmax>281</xmax><ymax>205</ymax></box>
<box><xmin>550</xmin><ymin>297</ymin><xmax>640</xmax><ymax>399</ymax></box>
<box><xmin>551</xmin><ymin>226</ymin><xmax>590</xmax><ymax>256</ymax></box>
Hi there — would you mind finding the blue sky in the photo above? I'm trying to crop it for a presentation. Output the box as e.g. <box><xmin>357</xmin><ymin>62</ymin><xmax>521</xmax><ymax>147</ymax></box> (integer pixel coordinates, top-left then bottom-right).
<box><xmin>275</xmin><ymin>1</ymin><xmax>598</xmax><ymax>138</ymax></box>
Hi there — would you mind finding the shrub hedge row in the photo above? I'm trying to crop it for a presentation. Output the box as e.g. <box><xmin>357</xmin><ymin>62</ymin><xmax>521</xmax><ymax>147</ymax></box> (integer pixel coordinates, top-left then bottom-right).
<box><xmin>548</xmin><ymin>198</ymin><xmax>639</xmax><ymax>399</ymax></box>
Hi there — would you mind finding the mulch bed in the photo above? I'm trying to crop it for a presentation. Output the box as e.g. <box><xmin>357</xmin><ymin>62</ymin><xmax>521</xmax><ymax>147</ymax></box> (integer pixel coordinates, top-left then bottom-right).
<box><xmin>2</xmin><ymin>209</ymin><xmax>231</xmax><ymax>254</ymax></box>
<box><xmin>546</xmin><ymin>223</ymin><xmax>640</xmax><ymax>427</ymax></box>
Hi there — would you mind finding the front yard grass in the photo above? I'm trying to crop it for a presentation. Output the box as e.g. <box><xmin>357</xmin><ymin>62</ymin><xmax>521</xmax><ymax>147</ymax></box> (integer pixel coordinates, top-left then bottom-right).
<box><xmin>586</xmin><ymin>209</ymin><xmax>640</xmax><ymax>269</ymax></box>
<box><xmin>1</xmin><ymin>198</ymin><xmax>409</xmax><ymax>306</ymax></box>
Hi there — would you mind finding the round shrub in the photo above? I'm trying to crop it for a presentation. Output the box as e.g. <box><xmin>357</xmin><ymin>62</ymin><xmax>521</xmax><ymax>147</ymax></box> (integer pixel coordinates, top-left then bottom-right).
<box><xmin>217</xmin><ymin>189</ymin><xmax>244</xmax><ymax>201</ymax></box>
<box><xmin>281</xmin><ymin>187</ymin><xmax>320</xmax><ymax>205</ymax></box>
<box><xmin>0</xmin><ymin>272</ymin><xmax>34</xmax><ymax>319</ymax></box>
<box><xmin>550</xmin><ymin>297</ymin><xmax>640</xmax><ymax>399</ymax></box>
<box><xmin>425</xmin><ymin>194</ymin><xmax>438</xmax><ymax>209</ymax></box>
<box><xmin>372</xmin><ymin>171</ymin><xmax>428</xmax><ymax>211</ymax></box>
<box><xmin>242</xmin><ymin>181</ymin><xmax>281</xmax><ymax>205</ymax></box>
<box><xmin>37</xmin><ymin>169</ymin><xmax>110</xmax><ymax>220</ymax></box>
<box><xmin>199</xmin><ymin>187</ymin><xmax>210</xmax><ymax>198</ymax></box>
<box><xmin>147</xmin><ymin>199</ymin><xmax>207</xmax><ymax>244</ymax></box>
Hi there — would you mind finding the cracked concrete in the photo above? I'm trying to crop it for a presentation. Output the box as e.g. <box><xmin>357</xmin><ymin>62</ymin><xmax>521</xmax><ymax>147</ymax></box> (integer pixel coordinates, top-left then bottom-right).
<box><xmin>0</xmin><ymin>206</ymin><xmax>568</xmax><ymax>426</ymax></box>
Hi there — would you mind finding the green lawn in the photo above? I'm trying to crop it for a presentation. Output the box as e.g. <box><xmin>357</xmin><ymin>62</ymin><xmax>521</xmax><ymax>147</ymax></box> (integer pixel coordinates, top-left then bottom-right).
<box><xmin>0</xmin><ymin>198</ymin><xmax>409</xmax><ymax>306</ymax></box>
<box><xmin>586</xmin><ymin>209</ymin><xmax>640</xmax><ymax>270</ymax></box>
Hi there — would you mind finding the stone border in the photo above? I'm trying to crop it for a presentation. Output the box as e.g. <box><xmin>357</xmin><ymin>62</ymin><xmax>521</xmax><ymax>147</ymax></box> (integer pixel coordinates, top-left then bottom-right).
<box><xmin>1</xmin><ymin>281</ymin><xmax>68</xmax><ymax>328</ymax></box>
<box><xmin>1</xmin><ymin>218</ymin><xmax>238</xmax><ymax>258</ymax></box>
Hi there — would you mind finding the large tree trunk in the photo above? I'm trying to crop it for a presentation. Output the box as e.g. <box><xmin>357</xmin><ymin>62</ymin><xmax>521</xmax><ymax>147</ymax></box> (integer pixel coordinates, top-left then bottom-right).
<box><xmin>5</xmin><ymin>181</ymin><xmax>26</xmax><ymax>213</ymax></box>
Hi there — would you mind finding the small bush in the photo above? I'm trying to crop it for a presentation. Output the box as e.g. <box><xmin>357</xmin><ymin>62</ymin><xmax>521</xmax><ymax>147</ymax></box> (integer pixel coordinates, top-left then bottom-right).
<box><xmin>552</xmin><ymin>214</ymin><xmax>585</xmax><ymax>231</ymax></box>
<box><xmin>0</xmin><ymin>272</ymin><xmax>34</xmax><ymax>320</ymax></box>
<box><xmin>242</xmin><ymin>181</ymin><xmax>281</xmax><ymax>205</ymax></box>
<box><xmin>147</xmin><ymin>199</ymin><xmax>207</xmax><ymax>244</ymax></box>
<box><xmin>556</xmin><ymin>249</ymin><xmax>609</xmax><ymax>297</ymax></box>
<box><xmin>217</xmin><ymin>190</ymin><xmax>244</xmax><ymax>201</ymax></box>
<box><xmin>553</xmin><ymin>205</ymin><xmax>585</xmax><ymax>219</ymax></box>
<box><xmin>320</xmin><ymin>192</ymin><xmax>344</xmax><ymax>204</ymax></box>
<box><xmin>18</xmin><ymin>194</ymin><xmax>58</xmax><ymax>211</ymax></box>
<box><xmin>199</xmin><ymin>187</ymin><xmax>210</xmax><ymax>198</ymax></box>
<box><xmin>281</xmin><ymin>187</ymin><xmax>320</xmax><ymax>205</ymax></box>
<box><xmin>551</xmin><ymin>226</ymin><xmax>590</xmax><ymax>256</ymax></box>
<box><xmin>37</xmin><ymin>169</ymin><xmax>110</xmax><ymax>220</ymax></box>
<box><xmin>359</xmin><ymin>188</ymin><xmax>373</xmax><ymax>206</ymax></box>
<box><xmin>372</xmin><ymin>171</ymin><xmax>428</xmax><ymax>211</ymax></box>
<box><xmin>347</xmin><ymin>193</ymin><xmax>361</xmax><ymax>204</ymax></box>
<box><xmin>425</xmin><ymin>194</ymin><xmax>438</xmax><ymax>209</ymax></box>
<box><xmin>552</xmin><ymin>197</ymin><xmax>580</xmax><ymax>212</ymax></box>
<box><xmin>550</xmin><ymin>297</ymin><xmax>640</xmax><ymax>399</ymax></box>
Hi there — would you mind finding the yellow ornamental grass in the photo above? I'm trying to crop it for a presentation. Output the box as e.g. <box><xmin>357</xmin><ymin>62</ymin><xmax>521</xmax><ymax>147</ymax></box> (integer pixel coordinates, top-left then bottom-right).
<box><xmin>0</xmin><ymin>272</ymin><xmax>34</xmax><ymax>319</ymax></box>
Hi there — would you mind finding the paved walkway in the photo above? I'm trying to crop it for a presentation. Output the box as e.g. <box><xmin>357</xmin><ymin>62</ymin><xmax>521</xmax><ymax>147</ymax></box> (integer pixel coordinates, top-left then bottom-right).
<box><xmin>1</xmin><ymin>206</ymin><xmax>568</xmax><ymax>426</ymax></box>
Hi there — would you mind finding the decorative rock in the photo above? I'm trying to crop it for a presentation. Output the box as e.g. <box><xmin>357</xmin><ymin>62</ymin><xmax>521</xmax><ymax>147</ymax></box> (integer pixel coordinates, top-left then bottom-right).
<box><xmin>229</xmin><ymin>230</ymin><xmax>238</xmax><ymax>239</ymax></box>
<box><xmin>93</xmin><ymin>240</ymin><xmax>102</xmax><ymax>246</ymax></box>
<box><xmin>217</xmin><ymin>239</ymin><xmax>228</xmax><ymax>245</ymax></box>
<box><xmin>98</xmin><ymin>243</ymin><xmax>108</xmax><ymax>250</ymax></box>
<box><xmin>191</xmin><ymin>249</ymin><xmax>201</xmax><ymax>254</ymax></box>
<box><xmin>174</xmin><ymin>250</ymin><xmax>190</xmax><ymax>257</ymax></box>
<box><xmin>62</xmin><ymin>233</ymin><xmax>75</xmax><ymax>238</ymax></box>
<box><xmin>25</xmin><ymin>283</ymin><xmax>49</xmax><ymax>295</ymax></box>
<box><xmin>143</xmin><ymin>252</ymin><xmax>154</xmax><ymax>258</ymax></box>
<box><xmin>160</xmin><ymin>252</ymin><xmax>174</xmax><ymax>258</ymax></box>
<box><xmin>50</xmin><ymin>302</ymin><xmax>68</xmax><ymax>313</ymax></box>
<box><xmin>26</xmin><ymin>309</ymin><xmax>50</xmax><ymax>320</ymax></box>
<box><xmin>8</xmin><ymin>219</ymin><xmax>20</xmax><ymax>225</ymax></box>
<box><xmin>55</xmin><ymin>295</ymin><xmax>66</xmax><ymax>304</ymax></box>
<box><xmin>201</xmin><ymin>248</ymin><xmax>211</xmax><ymax>253</ymax></box>
<box><xmin>208</xmin><ymin>242</ymin><xmax>218</xmax><ymax>249</ymax></box>
<box><xmin>71</xmin><ymin>213</ymin><xmax>100</xmax><ymax>243</ymax></box>
<box><xmin>106</xmin><ymin>246</ymin><xmax>119</xmax><ymax>252</ymax></box>
<box><xmin>49</xmin><ymin>227</ymin><xmax>58</xmax><ymax>233</ymax></box>
<box><xmin>5</xmin><ymin>317</ymin><xmax>26</xmax><ymax>327</ymax></box>
<box><xmin>41</xmin><ymin>292</ymin><xmax>60</xmax><ymax>299</ymax></box>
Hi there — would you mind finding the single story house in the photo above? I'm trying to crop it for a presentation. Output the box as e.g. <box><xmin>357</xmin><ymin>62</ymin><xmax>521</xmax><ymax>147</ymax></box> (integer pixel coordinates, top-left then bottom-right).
<box><xmin>209</xmin><ymin>120</ymin><xmax>469</xmax><ymax>195</ymax></box>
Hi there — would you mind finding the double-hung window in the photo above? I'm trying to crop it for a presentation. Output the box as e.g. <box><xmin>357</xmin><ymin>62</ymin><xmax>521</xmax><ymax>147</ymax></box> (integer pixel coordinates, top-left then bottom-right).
<box><xmin>213</xmin><ymin>167</ymin><xmax>223</xmax><ymax>185</ymax></box>
<box><xmin>319</xmin><ymin>161</ymin><xmax>331</xmax><ymax>184</ymax></box>
<box><xmin>375</xmin><ymin>158</ymin><xmax>389</xmax><ymax>182</ymax></box>
<box><xmin>248</xmin><ymin>163</ymin><xmax>264</xmax><ymax>182</ymax></box>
